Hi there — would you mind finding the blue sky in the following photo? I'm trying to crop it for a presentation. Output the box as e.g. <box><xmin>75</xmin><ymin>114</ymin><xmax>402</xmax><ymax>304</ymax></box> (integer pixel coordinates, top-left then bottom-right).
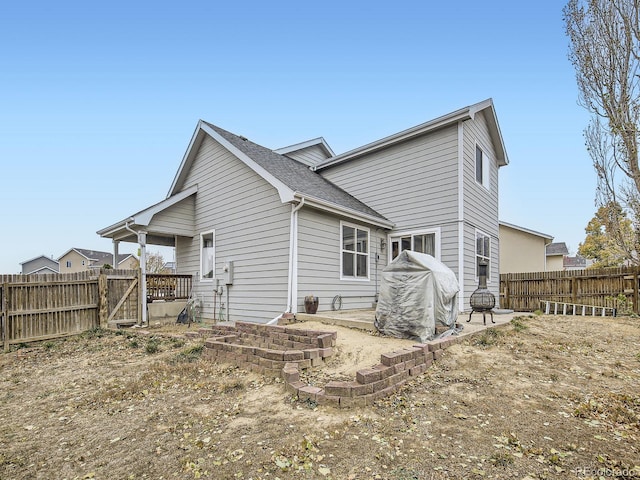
<box><xmin>1</xmin><ymin>0</ymin><xmax>594</xmax><ymax>273</ymax></box>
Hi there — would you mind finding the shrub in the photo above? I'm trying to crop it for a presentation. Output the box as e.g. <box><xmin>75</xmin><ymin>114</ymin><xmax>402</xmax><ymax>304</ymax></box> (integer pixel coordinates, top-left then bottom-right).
<box><xmin>145</xmin><ymin>338</ymin><xmax>160</xmax><ymax>354</ymax></box>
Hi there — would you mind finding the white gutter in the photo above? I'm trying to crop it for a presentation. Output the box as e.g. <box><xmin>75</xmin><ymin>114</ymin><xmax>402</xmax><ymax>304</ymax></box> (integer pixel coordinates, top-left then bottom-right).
<box><xmin>286</xmin><ymin>198</ymin><xmax>305</xmax><ymax>313</ymax></box>
<box><xmin>295</xmin><ymin>193</ymin><xmax>394</xmax><ymax>230</ymax></box>
<box><xmin>125</xmin><ymin>220</ymin><xmax>147</xmax><ymax>326</ymax></box>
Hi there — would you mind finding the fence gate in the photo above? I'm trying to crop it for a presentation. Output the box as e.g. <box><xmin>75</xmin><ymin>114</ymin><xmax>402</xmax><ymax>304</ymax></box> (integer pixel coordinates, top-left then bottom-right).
<box><xmin>99</xmin><ymin>272</ymin><xmax>140</xmax><ymax>328</ymax></box>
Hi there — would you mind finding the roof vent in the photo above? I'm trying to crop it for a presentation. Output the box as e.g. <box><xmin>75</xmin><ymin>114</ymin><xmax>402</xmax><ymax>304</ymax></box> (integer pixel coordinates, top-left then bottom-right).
<box><xmin>239</xmin><ymin>135</ymin><xmax>248</xmax><ymax>141</ymax></box>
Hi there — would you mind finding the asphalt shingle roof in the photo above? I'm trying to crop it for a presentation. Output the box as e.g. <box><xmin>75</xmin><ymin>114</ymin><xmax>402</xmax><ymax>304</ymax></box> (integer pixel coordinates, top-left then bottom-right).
<box><xmin>205</xmin><ymin>122</ymin><xmax>389</xmax><ymax>223</ymax></box>
<box><xmin>546</xmin><ymin>242</ymin><xmax>569</xmax><ymax>256</ymax></box>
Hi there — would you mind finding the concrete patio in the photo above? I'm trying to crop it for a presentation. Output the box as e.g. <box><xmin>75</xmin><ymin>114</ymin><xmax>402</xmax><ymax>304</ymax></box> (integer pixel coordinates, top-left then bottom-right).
<box><xmin>294</xmin><ymin>308</ymin><xmax>527</xmax><ymax>338</ymax></box>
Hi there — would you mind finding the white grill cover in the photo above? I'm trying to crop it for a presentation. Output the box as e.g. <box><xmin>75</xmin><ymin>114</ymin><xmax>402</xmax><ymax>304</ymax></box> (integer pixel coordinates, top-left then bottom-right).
<box><xmin>375</xmin><ymin>251</ymin><xmax>459</xmax><ymax>342</ymax></box>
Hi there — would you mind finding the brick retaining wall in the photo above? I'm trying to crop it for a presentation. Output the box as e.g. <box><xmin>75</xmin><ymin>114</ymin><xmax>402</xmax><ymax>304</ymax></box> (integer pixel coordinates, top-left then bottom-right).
<box><xmin>285</xmin><ymin>335</ymin><xmax>457</xmax><ymax>407</ymax></box>
<box><xmin>201</xmin><ymin>322</ymin><xmax>336</xmax><ymax>377</ymax></box>
<box><xmin>199</xmin><ymin>321</ymin><xmax>459</xmax><ymax>408</ymax></box>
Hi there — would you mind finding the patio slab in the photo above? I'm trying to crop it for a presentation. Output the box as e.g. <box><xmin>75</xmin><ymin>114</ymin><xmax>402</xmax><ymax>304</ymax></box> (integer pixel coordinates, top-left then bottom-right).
<box><xmin>294</xmin><ymin>308</ymin><xmax>528</xmax><ymax>338</ymax></box>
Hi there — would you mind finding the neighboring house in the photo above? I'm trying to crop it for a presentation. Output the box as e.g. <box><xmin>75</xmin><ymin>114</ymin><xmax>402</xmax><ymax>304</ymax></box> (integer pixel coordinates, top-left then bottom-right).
<box><xmin>163</xmin><ymin>261</ymin><xmax>177</xmax><ymax>273</ymax></box>
<box><xmin>19</xmin><ymin>255</ymin><xmax>59</xmax><ymax>274</ymax></box>
<box><xmin>564</xmin><ymin>255</ymin><xmax>594</xmax><ymax>270</ymax></box>
<box><xmin>58</xmin><ymin>248</ymin><xmax>139</xmax><ymax>273</ymax></box>
<box><xmin>98</xmin><ymin>98</ymin><xmax>509</xmax><ymax>323</ymax></box>
<box><xmin>546</xmin><ymin>242</ymin><xmax>569</xmax><ymax>271</ymax></box>
<box><xmin>499</xmin><ymin>222</ymin><xmax>553</xmax><ymax>274</ymax></box>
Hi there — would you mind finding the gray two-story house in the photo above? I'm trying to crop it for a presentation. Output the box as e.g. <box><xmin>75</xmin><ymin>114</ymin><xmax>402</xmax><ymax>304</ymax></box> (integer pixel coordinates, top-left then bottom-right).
<box><xmin>98</xmin><ymin>98</ymin><xmax>508</xmax><ymax>323</ymax></box>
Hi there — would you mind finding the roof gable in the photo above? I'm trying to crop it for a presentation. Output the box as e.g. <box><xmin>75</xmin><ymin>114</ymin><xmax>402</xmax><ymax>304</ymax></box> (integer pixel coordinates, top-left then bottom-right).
<box><xmin>168</xmin><ymin>121</ymin><xmax>392</xmax><ymax>228</ymax></box>
<box><xmin>546</xmin><ymin>242</ymin><xmax>569</xmax><ymax>256</ymax></box>
<box><xmin>274</xmin><ymin>137</ymin><xmax>335</xmax><ymax>159</ymax></box>
<box><xmin>499</xmin><ymin>221</ymin><xmax>553</xmax><ymax>241</ymax></box>
<box><xmin>20</xmin><ymin>255</ymin><xmax>59</xmax><ymax>266</ymax></box>
<box><xmin>315</xmin><ymin>99</ymin><xmax>508</xmax><ymax>171</ymax></box>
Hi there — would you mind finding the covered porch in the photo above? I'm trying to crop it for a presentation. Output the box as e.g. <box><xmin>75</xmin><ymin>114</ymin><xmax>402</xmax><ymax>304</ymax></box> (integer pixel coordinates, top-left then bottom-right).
<box><xmin>96</xmin><ymin>185</ymin><xmax>197</xmax><ymax>324</ymax></box>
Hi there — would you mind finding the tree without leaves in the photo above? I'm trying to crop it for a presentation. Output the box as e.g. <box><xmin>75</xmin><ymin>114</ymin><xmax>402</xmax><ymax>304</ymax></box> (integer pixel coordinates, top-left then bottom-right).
<box><xmin>146</xmin><ymin>251</ymin><xmax>167</xmax><ymax>274</ymax></box>
<box><xmin>564</xmin><ymin>0</ymin><xmax>640</xmax><ymax>265</ymax></box>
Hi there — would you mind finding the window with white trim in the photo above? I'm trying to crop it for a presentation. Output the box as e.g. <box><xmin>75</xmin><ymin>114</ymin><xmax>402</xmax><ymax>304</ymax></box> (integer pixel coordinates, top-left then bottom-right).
<box><xmin>475</xmin><ymin>144</ymin><xmax>490</xmax><ymax>189</ymax></box>
<box><xmin>390</xmin><ymin>229</ymin><xmax>440</xmax><ymax>261</ymax></box>
<box><xmin>200</xmin><ymin>230</ymin><xmax>215</xmax><ymax>280</ymax></box>
<box><xmin>476</xmin><ymin>230</ymin><xmax>491</xmax><ymax>281</ymax></box>
<box><xmin>341</xmin><ymin>223</ymin><xmax>369</xmax><ymax>280</ymax></box>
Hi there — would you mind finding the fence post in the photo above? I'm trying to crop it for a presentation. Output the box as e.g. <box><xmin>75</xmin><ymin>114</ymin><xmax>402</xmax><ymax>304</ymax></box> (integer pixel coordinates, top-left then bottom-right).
<box><xmin>98</xmin><ymin>273</ymin><xmax>108</xmax><ymax>328</ymax></box>
<box><xmin>634</xmin><ymin>270</ymin><xmax>639</xmax><ymax>315</ymax></box>
<box><xmin>2</xmin><ymin>283</ymin><xmax>8</xmax><ymax>352</ymax></box>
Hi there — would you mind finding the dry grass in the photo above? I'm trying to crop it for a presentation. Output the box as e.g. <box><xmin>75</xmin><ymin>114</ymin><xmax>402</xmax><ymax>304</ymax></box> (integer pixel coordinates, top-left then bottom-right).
<box><xmin>1</xmin><ymin>315</ymin><xmax>639</xmax><ymax>479</ymax></box>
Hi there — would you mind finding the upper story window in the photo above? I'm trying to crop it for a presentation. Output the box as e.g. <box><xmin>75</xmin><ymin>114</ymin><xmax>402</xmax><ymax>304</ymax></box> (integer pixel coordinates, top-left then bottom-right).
<box><xmin>341</xmin><ymin>222</ymin><xmax>369</xmax><ymax>280</ymax></box>
<box><xmin>475</xmin><ymin>144</ymin><xmax>490</xmax><ymax>189</ymax></box>
<box><xmin>66</xmin><ymin>261</ymin><xmax>71</xmax><ymax>268</ymax></box>
<box><xmin>200</xmin><ymin>230</ymin><xmax>215</xmax><ymax>281</ymax></box>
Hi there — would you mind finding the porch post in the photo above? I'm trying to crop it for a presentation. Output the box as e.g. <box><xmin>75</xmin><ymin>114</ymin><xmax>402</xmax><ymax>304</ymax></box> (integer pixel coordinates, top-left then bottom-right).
<box><xmin>112</xmin><ymin>240</ymin><xmax>119</xmax><ymax>270</ymax></box>
<box><xmin>139</xmin><ymin>231</ymin><xmax>148</xmax><ymax>325</ymax></box>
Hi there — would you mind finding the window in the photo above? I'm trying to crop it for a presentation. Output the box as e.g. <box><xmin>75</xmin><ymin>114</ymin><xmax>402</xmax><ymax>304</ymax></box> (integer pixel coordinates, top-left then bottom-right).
<box><xmin>341</xmin><ymin>223</ymin><xmax>369</xmax><ymax>280</ymax></box>
<box><xmin>200</xmin><ymin>230</ymin><xmax>215</xmax><ymax>280</ymax></box>
<box><xmin>475</xmin><ymin>144</ymin><xmax>490</xmax><ymax>189</ymax></box>
<box><xmin>66</xmin><ymin>261</ymin><xmax>71</xmax><ymax>268</ymax></box>
<box><xmin>390</xmin><ymin>229</ymin><xmax>439</xmax><ymax>261</ymax></box>
<box><xmin>476</xmin><ymin>230</ymin><xmax>491</xmax><ymax>281</ymax></box>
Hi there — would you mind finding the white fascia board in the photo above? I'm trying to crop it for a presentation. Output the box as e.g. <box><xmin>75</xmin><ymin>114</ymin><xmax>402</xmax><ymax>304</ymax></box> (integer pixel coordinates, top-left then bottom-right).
<box><xmin>499</xmin><ymin>221</ymin><xmax>553</xmax><ymax>241</ymax></box>
<box><xmin>98</xmin><ymin>185</ymin><xmax>198</xmax><ymax>237</ymax></box>
<box><xmin>469</xmin><ymin>99</ymin><xmax>509</xmax><ymax>166</ymax></box>
<box><xmin>56</xmin><ymin>248</ymin><xmax>86</xmax><ymax>261</ymax></box>
<box><xmin>275</xmin><ymin>137</ymin><xmax>335</xmax><ymax>158</ymax></box>
<box><xmin>199</xmin><ymin>123</ymin><xmax>296</xmax><ymax>203</ymax></box>
<box><xmin>296</xmin><ymin>194</ymin><xmax>394</xmax><ymax>230</ymax></box>
<box><xmin>134</xmin><ymin>184</ymin><xmax>198</xmax><ymax>225</ymax></box>
<box><xmin>27</xmin><ymin>266</ymin><xmax>58</xmax><ymax>274</ymax></box>
<box><xmin>20</xmin><ymin>255</ymin><xmax>59</xmax><ymax>266</ymax></box>
<box><xmin>168</xmin><ymin>122</ymin><xmax>205</xmax><ymax>197</ymax></box>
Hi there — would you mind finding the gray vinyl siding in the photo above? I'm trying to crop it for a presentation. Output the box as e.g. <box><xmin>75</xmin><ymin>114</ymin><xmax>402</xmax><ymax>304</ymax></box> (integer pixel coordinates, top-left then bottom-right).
<box><xmin>462</xmin><ymin>223</ymin><xmax>500</xmax><ymax>310</ymax></box>
<box><xmin>320</xmin><ymin>127</ymin><xmax>459</xmax><ymax>231</ymax></box>
<box><xmin>148</xmin><ymin>196</ymin><xmax>195</xmax><ymax>237</ymax></box>
<box><xmin>174</xmin><ymin>135</ymin><xmax>291</xmax><ymax>323</ymax></box>
<box><xmin>284</xmin><ymin>144</ymin><xmax>331</xmax><ymax>167</ymax></box>
<box><xmin>461</xmin><ymin>112</ymin><xmax>501</xmax><ymax>308</ymax></box>
<box><xmin>320</xmin><ymin>125</ymin><xmax>462</xmax><ymax>279</ymax></box>
<box><xmin>21</xmin><ymin>256</ymin><xmax>59</xmax><ymax>274</ymax></box>
<box><xmin>462</xmin><ymin>112</ymin><xmax>500</xmax><ymax>235</ymax></box>
<box><xmin>297</xmin><ymin>208</ymin><xmax>386</xmax><ymax>312</ymax></box>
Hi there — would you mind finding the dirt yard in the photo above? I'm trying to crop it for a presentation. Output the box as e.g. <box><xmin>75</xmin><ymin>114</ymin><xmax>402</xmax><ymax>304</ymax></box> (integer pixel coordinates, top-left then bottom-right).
<box><xmin>1</xmin><ymin>314</ymin><xmax>639</xmax><ymax>480</ymax></box>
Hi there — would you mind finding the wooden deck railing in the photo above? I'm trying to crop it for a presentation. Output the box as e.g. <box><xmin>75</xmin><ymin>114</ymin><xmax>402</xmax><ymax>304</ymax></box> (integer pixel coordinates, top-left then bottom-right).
<box><xmin>146</xmin><ymin>274</ymin><xmax>192</xmax><ymax>301</ymax></box>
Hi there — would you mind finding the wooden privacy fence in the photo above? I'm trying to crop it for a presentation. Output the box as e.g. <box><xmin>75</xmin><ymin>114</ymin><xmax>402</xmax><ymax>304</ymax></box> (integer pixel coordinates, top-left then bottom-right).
<box><xmin>500</xmin><ymin>266</ymin><xmax>640</xmax><ymax>314</ymax></box>
<box><xmin>1</xmin><ymin>269</ymin><xmax>140</xmax><ymax>351</ymax></box>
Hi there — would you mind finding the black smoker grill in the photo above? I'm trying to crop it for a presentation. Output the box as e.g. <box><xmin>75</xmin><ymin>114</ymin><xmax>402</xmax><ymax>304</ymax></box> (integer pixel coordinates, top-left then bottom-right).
<box><xmin>467</xmin><ymin>259</ymin><xmax>496</xmax><ymax>325</ymax></box>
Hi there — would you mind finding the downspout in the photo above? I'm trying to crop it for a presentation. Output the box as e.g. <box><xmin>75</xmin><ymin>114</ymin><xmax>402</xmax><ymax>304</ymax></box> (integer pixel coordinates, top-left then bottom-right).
<box><xmin>125</xmin><ymin>220</ymin><xmax>147</xmax><ymax>326</ymax></box>
<box><xmin>287</xmin><ymin>198</ymin><xmax>305</xmax><ymax>313</ymax></box>
<box><xmin>268</xmin><ymin>198</ymin><xmax>305</xmax><ymax>326</ymax></box>
<box><xmin>457</xmin><ymin>121</ymin><xmax>466</xmax><ymax>313</ymax></box>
